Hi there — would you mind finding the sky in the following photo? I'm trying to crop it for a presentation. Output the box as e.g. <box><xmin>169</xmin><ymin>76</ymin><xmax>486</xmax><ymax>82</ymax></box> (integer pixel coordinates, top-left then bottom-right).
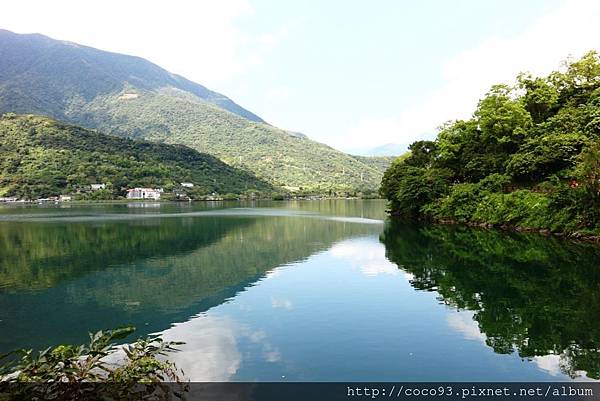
<box><xmin>2</xmin><ymin>0</ymin><xmax>600</xmax><ymax>154</ymax></box>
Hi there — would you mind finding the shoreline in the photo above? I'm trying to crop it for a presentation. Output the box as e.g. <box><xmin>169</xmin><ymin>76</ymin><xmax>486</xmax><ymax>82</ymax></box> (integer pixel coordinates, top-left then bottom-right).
<box><xmin>0</xmin><ymin>196</ymin><xmax>385</xmax><ymax>205</ymax></box>
<box><xmin>436</xmin><ymin>219</ymin><xmax>600</xmax><ymax>244</ymax></box>
<box><xmin>388</xmin><ymin>211</ymin><xmax>600</xmax><ymax>244</ymax></box>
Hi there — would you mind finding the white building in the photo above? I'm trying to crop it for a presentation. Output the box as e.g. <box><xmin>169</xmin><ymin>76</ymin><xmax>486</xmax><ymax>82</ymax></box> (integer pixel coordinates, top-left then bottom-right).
<box><xmin>127</xmin><ymin>188</ymin><xmax>162</xmax><ymax>200</ymax></box>
<box><xmin>59</xmin><ymin>195</ymin><xmax>72</xmax><ymax>202</ymax></box>
<box><xmin>181</xmin><ymin>182</ymin><xmax>194</xmax><ymax>188</ymax></box>
<box><xmin>90</xmin><ymin>183</ymin><xmax>106</xmax><ymax>191</ymax></box>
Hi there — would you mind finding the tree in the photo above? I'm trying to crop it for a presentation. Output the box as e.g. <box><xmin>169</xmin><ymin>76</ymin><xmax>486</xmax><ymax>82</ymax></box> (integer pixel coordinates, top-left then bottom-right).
<box><xmin>382</xmin><ymin>162</ymin><xmax>450</xmax><ymax>217</ymax></box>
<box><xmin>475</xmin><ymin>84</ymin><xmax>533</xmax><ymax>154</ymax></box>
<box><xmin>405</xmin><ymin>140</ymin><xmax>438</xmax><ymax>168</ymax></box>
<box><xmin>506</xmin><ymin>132</ymin><xmax>586</xmax><ymax>181</ymax></box>
<box><xmin>517</xmin><ymin>74</ymin><xmax>559</xmax><ymax>123</ymax></box>
<box><xmin>550</xmin><ymin>50</ymin><xmax>600</xmax><ymax>106</ymax></box>
<box><xmin>380</xmin><ymin>52</ymin><xmax>600</xmax><ymax>235</ymax></box>
<box><xmin>577</xmin><ymin>142</ymin><xmax>600</xmax><ymax>203</ymax></box>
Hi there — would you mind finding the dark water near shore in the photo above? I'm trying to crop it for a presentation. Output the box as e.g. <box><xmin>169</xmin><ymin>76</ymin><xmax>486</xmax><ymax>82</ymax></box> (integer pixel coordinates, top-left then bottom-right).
<box><xmin>0</xmin><ymin>200</ymin><xmax>599</xmax><ymax>381</ymax></box>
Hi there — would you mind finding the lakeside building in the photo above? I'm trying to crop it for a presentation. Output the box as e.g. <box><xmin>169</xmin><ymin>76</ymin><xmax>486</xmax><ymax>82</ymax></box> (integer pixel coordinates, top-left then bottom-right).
<box><xmin>90</xmin><ymin>183</ymin><xmax>106</xmax><ymax>191</ymax></box>
<box><xmin>126</xmin><ymin>188</ymin><xmax>163</xmax><ymax>200</ymax></box>
<box><xmin>37</xmin><ymin>197</ymin><xmax>59</xmax><ymax>203</ymax></box>
<box><xmin>181</xmin><ymin>182</ymin><xmax>194</xmax><ymax>188</ymax></box>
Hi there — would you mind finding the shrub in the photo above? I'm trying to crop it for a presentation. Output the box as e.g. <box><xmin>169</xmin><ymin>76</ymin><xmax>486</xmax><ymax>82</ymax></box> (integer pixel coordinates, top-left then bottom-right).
<box><xmin>477</xmin><ymin>173</ymin><xmax>511</xmax><ymax>193</ymax></box>
<box><xmin>389</xmin><ymin>166</ymin><xmax>451</xmax><ymax>217</ymax></box>
<box><xmin>0</xmin><ymin>327</ymin><xmax>187</xmax><ymax>400</ymax></box>
<box><xmin>434</xmin><ymin>183</ymin><xmax>482</xmax><ymax>222</ymax></box>
<box><xmin>472</xmin><ymin>190</ymin><xmax>551</xmax><ymax>228</ymax></box>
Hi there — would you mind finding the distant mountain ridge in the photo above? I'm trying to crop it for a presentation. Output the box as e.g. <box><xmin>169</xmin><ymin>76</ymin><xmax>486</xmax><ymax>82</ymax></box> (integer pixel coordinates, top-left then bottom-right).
<box><xmin>353</xmin><ymin>143</ymin><xmax>407</xmax><ymax>157</ymax></box>
<box><xmin>0</xmin><ymin>29</ymin><xmax>387</xmax><ymax>193</ymax></box>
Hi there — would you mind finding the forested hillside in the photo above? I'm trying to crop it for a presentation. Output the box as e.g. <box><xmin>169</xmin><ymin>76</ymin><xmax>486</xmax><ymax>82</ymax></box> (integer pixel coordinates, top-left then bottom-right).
<box><xmin>76</xmin><ymin>89</ymin><xmax>385</xmax><ymax>194</ymax></box>
<box><xmin>0</xmin><ymin>29</ymin><xmax>386</xmax><ymax>194</ymax></box>
<box><xmin>0</xmin><ymin>114</ymin><xmax>273</xmax><ymax>199</ymax></box>
<box><xmin>381</xmin><ymin>51</ymin><xmax>600</xmax><ymax>236</ymax></box>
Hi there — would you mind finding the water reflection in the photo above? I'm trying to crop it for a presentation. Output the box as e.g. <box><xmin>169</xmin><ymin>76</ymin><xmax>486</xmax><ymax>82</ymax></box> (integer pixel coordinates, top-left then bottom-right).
<box><xmin>0</xmin><ymin>203</ymin><xmax>383</xmax><ymax>353</ymax></box>
<box><xmin>152</xmin><ymin>229</ymin><xmax>600</xmax><ymax>381</ymax></box>
<box><xmin>380</xmin><ymin>220</ymin><xmax>600</xmax><ymax>380</ymax></box>
<box><xmin>329</xmin><ymin>239</ymin><xmax>400</xmax><ymax>277</ymax></box>
<box><xmin>1</xmin><ymin>201</ymin><xmax>599</xmax><ymax>381</ymax></box>
<box><xmin>161</xmin><ymin>315</ymin><xmax>242</xmax><ymax>381</ymax></box>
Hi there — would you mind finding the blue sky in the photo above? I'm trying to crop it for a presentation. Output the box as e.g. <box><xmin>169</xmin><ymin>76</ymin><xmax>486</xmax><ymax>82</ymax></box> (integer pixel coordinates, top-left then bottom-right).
<box><xmin>223</xmin><ymin>0</ymin><xmax>565</xmax><ymax>152</ymax></box>
<box><xmin>2</xmin><ymin>0</ymin><xmax>599</xmax><ymax>154</ymax></box>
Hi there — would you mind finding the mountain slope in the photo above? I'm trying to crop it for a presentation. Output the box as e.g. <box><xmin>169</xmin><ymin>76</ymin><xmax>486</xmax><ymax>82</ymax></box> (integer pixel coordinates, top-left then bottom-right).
<box><xmin>0</xmin><ymin>114</ymin><xmax>273</xmax><ymax>199</ymax></box>
<box><xmin>0</xmin><ymin>29</ymin><xmax>263</xmax><ymax>122</ymax></box>
<box><xmin>352</xmin><ymin>155</ymin><xmax>396</xmax><ymax>172</ymax></box>
<box><xmin>0</xmin><ymin>29</ymin><xmax>384</xmax><ymax>193</ymax></box>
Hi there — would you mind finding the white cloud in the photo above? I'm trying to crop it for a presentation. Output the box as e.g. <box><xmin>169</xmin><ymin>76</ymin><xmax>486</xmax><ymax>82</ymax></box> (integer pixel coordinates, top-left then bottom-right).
<box><xmin>329</xmin><ymin>239</ymin><xmax>400</xmax><ymax>277</ymax></box>
<box><xmin>271</xmin><ymin>296</ymin><xmax>293</xmax><ymax>310</ymax></box>
<box><xmin>266</xmin><ymin>86</ymin><xmax>291</xmax><ymax>100</ymax></box>
<box><xmin>0</xmin><ymin>0</ymin><xmax>278</xmax><ymax>87</ymax></box>
<box><xmin>447</xmin><ymin>311</ymin><xmax>487</xmax><ymax>344</ymax></box>
<box><xmin>532</xmin><ymin>354</ymin><xmax>563</xmax><ymax>376</ymax></box>
<box><xmin>262</xmin><ymin>342</ymin><xmax>282</xmax><ymax>363</ymax></box>
<box><xmin>339</xmin><ymin>0</ymin><xmax>600</xmax><ymax>150</ymax></box>
<box><xmin>255</xmin><ymin>24</ymin><xmax>292</xmax><ymax>48</ymax></box>
<box><xmin>532</xmin><ymin>354</ymin><xmax>597</xmax><ymax>380</ymax></box>
<box><xmin>447</xmin><ymin>313</ymin><xmax>595</xmax><ymax>380</ymax></box>
<box><xmin>159</xmin><ymin>315</ymin><xmax>242</xmax><ymax>381</ymax></box>
<box><xmin>158</xmin><ymin>314</ymin><xmax>284</xmax><ymax>380</ymax></box>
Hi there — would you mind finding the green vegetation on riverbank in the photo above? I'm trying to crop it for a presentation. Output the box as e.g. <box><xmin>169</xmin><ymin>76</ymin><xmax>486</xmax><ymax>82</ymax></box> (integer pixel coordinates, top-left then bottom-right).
<box><xmin>381</xmin><ymin>52</ymin><xmax>600</xmax><ymax>236</ymax></box>
<box><xmin>0</xmin><ymin>327</ymin><xmax>186</xmax><ymax>400</ymax></box>
<box><xmin>0</xmin><ymin>114</ymin><xmax>274</xmax><ymax>200</ymax></box>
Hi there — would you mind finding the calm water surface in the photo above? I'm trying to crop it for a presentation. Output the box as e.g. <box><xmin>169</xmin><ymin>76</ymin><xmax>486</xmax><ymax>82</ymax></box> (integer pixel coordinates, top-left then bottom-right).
<box><xmin>0</xmin><ymin>200</ymin><xmax>599</xmax><ymax>381</ymax></box>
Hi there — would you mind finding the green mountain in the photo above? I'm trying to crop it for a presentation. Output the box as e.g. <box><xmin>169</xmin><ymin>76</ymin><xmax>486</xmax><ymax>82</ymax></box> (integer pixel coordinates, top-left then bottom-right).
<box><xmin>0</xmin><ymin>114</ymin><xmax>273</xmax><ymax>199</ymax></box>
<box><xmin>381</xmin><ymin>51</ymin><xmax>600</xmax><ymax>235</ymax></box>
<box><xmin>352</xmin><ymin>155</ymin><xmax>396</xmax><ymax>172</ymax></box>
<box><xmin>0</xmin><ymin>30</ymin><xmax>263</xmax><ymax>123</ymax></box>
<box><xmin>0</xmin><ymin>29</ymin><xmax>385</xmax><ymax>193</ymax></box>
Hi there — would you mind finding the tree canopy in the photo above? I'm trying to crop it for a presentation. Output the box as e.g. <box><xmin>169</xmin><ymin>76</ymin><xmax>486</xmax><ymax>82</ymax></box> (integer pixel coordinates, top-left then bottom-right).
<box><xmin>381</xmin><ymin>51</ymin><xmax>600</xmax><ymax>235</ymax></box>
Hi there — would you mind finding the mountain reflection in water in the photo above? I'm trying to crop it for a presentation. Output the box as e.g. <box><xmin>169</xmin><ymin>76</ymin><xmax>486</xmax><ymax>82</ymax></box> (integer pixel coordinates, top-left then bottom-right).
<box><xmin>0</xmin><ymin>201</ymin><xmax>598</xmax><ymax>381</ymax></box>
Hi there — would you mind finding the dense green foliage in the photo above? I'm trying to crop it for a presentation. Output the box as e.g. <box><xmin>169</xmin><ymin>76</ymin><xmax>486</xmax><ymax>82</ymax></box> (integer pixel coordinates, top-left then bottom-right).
<box><xmin>381</xmin><ymin>221</ymin><xmax>600</xmax><ymax>379</ymax></box>
<box><xmin>0</xmin><ymin>327</ymin><xmax>187</xmax><ymax>400</ymax></box>
<box><xmin>0</xmin><ymin>29</ymin><xmax>386</xmax><ymax>194</ymax></box>
<box><xmin>381</xmin><ymin>52</ymin><xmax>600</xmax><ymax>234</ymax></box>
<box><xmin>0</xmin><ymin>114</ymin><xmax>273</xmax><ymax>199</ymax></box>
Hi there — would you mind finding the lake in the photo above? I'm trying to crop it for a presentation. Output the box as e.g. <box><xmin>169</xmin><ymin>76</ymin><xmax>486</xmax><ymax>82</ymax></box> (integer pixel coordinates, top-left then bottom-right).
<box><xmin>0</xmin><ymin>200</ymin><xmax>599</xmax><ymax>381</ymax></box>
